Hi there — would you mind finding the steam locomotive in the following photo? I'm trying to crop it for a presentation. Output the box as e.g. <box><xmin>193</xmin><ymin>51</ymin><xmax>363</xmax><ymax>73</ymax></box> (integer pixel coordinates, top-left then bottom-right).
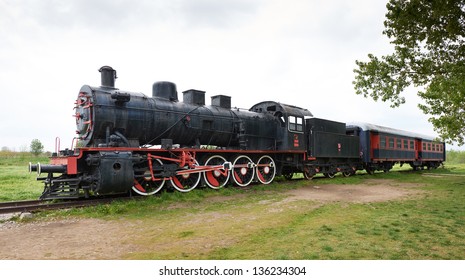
<box><xmin>29</xmin><ymin>66</ymin><xmax>445</xmax><ymax>200</ymax></box>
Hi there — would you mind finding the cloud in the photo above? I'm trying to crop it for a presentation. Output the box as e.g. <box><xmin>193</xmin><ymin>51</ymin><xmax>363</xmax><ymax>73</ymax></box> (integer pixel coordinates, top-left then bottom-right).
<box><xmin>1</xmin><ymin>0</ymin><xmax>263</xmax><ymax>35</ymax></box>
<box><xmin>1</xmin><ymin>0</ymin><xmax>149</xmax><ymax>31</ymax></box>
<box><xmin>0</xmin><ymin>0</ymin><xmax>461</xmax><ymax>151</ymax></box>
<box><xmin>174</xmin><ymin>0</ymin><xmax>263</xmax><ymax>29</ymax></box>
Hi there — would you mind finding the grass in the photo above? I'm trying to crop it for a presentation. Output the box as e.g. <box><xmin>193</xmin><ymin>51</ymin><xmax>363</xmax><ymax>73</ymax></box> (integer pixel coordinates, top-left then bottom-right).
<box><xmin>230</xmin><ymin>196</ymin><xmax>465</xmax><ymax>259</ymax></box>
<box><xmin>1</xmin><ymin>151</ymin><xmax>465</xmax><ymax>259</ymax></box>
<box><xmin>0</xmin><ymin>152</ymin><xmax>48</xmax><ymax>201</ymax></box>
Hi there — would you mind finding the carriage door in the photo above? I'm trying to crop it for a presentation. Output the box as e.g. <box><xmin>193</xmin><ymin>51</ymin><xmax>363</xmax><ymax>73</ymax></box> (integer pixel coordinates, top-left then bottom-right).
<box><xmin>415</xmin><ymin>138</ymin><xmax>422</xmax><ymax>160</ymax></box>
<box><xmin>288</xmin><ymin>115</ymin><xmax>305</xmax><ymax>150</ymax></box>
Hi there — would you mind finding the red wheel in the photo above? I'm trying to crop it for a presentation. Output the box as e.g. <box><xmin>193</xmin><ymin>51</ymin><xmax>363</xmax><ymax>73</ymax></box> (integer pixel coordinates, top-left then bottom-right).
<box><xmin>132</xmin><ymin>158</ymin><xmax>165</xmax><ymax>195</ymax></box>
<box><xmin>203</xmin><ymin>155</ymin><xmax>230</xmax><ymax>189</ymax></box>
<box><xmin>256</xmin><ymin>155</ymin><xmax>276</xmax><ymax>184</ymax></box>
<box><xmin>232</xmin><ymin>155</ymin><xmax>255</xmax><ymax>186</ymax></box>
<box><xmin>170</xmin><ymin>159</ymin><xmax>201</xmax><ymax>192</ymax></box>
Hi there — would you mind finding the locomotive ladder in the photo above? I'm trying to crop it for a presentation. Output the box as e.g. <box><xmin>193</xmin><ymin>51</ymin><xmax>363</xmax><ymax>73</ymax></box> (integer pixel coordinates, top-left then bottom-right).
<box><xmin>236</xmin><ymin>120</ymin><xmax>247</xmax><ymax>150</ymax></box>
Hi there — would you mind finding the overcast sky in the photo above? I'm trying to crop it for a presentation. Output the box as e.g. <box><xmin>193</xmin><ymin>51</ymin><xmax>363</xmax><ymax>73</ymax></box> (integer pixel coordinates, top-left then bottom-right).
<box><xmin>1</xmin><ymin>0</ymin><xmax>462</xmax><ymax>152</ymax></box>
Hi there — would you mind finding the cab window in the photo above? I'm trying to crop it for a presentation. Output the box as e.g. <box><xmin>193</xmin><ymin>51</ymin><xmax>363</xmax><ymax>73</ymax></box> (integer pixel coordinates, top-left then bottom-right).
<box><xmin>288</xmin><ymin>116</ymin><xmax>303</xmax><ymax>132</ymax></box>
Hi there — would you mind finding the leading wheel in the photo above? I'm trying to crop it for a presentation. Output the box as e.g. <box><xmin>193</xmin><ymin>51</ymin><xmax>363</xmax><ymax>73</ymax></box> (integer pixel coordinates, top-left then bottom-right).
<box><xmin>232</xmin><ymin>155</ymin><xmax>255</xmax><ymax>186</ymax></box>
<box><xmin>132</xmin><ymin>158</ymin><xmax>165</xmax><ymax>195</ymax></box>
<box><xmin>170</xmin><ymin>159</ymin><xmax>201</xmax><ymax>192</ymax></box>
<box><xmin>203</xmin><ymin>155</ymin><xmax>230</xmax><ymax>189</ymax></box>
<box><xmin>256</xmin><ymin>155</ymin><xmax>276</xmax><ymax>184</ymax></box>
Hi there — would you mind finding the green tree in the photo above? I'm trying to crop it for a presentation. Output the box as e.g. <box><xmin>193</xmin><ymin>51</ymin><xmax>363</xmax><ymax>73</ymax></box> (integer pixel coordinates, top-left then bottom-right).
<box><xmin>353</xmin><ymin>0</ymin><xmax>465</xmax><ymax>145</ymax></box>
<box><xmin>30</xmin><ymin>139</ymin><xmax>44</xmax><ymax>156</ymax></box>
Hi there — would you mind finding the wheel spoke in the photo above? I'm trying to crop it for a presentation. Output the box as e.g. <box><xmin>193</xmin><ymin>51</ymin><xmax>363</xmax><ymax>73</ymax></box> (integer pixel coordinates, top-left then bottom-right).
<box><xmin>256</xmin><ymin>155</ymin><xmax>276</xmax><ymax>184</ymax></box>
<box><xmin>232</xmin><ymin>155</ymin><xmax>255</xmax><ymax>186</ymax></box>
<box><xmin>203</xmin><ymin>155</ymin><xmax>230</xmax><ymax>189</ymax></box>
<box><xmin>170</xmin><ymin>159</ymin><xmax>201</xmax><ymax>192</ymax></box>
<box><xmin>132</xmin><ymin>158</ymin><xmax>165</xmax><ymax>196</ymax></box>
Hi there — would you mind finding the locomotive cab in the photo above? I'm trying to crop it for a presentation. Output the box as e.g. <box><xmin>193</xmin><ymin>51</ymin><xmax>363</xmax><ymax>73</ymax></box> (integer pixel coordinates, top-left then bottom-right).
<box><xmin>249</xmin><ymin>101</ymin><xmax>312</xmax><ymax>151</ymax></box>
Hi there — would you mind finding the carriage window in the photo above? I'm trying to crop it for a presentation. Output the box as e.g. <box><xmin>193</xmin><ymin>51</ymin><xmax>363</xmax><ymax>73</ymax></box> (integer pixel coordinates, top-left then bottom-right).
<box><xmin>428</xmin><ymin>143</ymin><xmax>432</xmax><ymax>150</ymax></box>
<box><xmin>403</xmin><ymin>139</ymin><xmax>408</xmax><ymax>149</ymax></box>
<box><xmin>423</xmin><ymin>143</ymin><xmax>426</xmax><ymax>150</ymax></box>
<box><xmin>410</xmin><ymin>141</ymin><xmax>414</xmax><ymax>150</ymax></box>
<box><xmin>288</xmin><ymin>116</ymin><xmax>303</xmax><ymax>132</ymax></box>
<box><xmin>396</xmin><ymin>139</ymin><xmax>402</xmax><ymax>149</ymax></box>
<box><xmin>380</xmin><ymin>137</ymin><xmax>386</xmax><ymax>148</ymax></box>
<box><xmin>389</xmin><ymin>138</ymin><xmax>394</xmax><ymax>148</ymax></box>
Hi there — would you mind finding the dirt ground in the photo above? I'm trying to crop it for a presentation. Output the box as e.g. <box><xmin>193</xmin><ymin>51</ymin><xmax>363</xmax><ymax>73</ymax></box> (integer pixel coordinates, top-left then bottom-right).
<box><xmin>0</xmin><ymin>179</ymin><xmax>424</xmax><ymax>259</ymax></box>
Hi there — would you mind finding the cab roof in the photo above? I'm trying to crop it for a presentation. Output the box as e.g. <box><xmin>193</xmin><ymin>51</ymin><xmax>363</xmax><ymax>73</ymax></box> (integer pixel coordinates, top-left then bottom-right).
<box><xmin>249</xmin><ymin>101</ymin><xmax>313</xmax><ymax>118</ymax></box>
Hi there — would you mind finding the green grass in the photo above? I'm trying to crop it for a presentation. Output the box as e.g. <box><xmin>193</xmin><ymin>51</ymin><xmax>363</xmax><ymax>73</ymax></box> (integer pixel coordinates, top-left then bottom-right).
<box><xmin>1</xmin><ymin>151</ymin><xmax>465</xmax><ymax>259</ymax></box>
<box><xmin>211</xmin><ymin>195</ymin><xmax>465</xmax><ymax>259</ymax></box>
<box><xmin>0</xmin><ymin>152</ymin><xmax>48</xmax><ymax>201</ymax></box>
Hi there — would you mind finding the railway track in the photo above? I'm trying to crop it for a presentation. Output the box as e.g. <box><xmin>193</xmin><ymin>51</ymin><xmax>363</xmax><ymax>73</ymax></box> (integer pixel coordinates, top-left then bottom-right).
<box><xmin>0</xmin><ymin>195</ymin><xmax>135</xmax><ymax>215</ymax></box>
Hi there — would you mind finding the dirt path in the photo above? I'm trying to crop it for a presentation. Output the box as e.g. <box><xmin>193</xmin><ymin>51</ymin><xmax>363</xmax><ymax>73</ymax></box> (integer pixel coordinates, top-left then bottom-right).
<box><xmin>0</xmin><ymin>179</ymin><xmax>424</xmax><ymax>259</ymax></box>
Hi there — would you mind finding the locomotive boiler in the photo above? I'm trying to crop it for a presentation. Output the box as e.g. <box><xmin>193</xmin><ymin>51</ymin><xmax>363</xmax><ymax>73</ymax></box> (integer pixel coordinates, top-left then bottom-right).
<box><xmin>76</xmin><ymin>66</ymin><xmax>278</xmax><ymax>150</ymax></box>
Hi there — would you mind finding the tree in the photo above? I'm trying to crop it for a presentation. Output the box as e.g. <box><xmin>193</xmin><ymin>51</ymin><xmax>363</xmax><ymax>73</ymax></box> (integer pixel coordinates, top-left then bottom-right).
<box><xmin>353</xmin><ymin>0</ymin><xmax>465</xmax><ymax>145</ymax></box>
<box><xmin>30</xmin><ymin>139</ymin><xmax>44</xmax><ymax>156</ymax></box>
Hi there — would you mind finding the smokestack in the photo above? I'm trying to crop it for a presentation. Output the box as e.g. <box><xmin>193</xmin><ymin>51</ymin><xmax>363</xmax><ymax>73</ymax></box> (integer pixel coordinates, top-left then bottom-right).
<box><xmin>99</xmin><ymin>66</ymin><xmax>117</xmax><ymax>88</ymax></box>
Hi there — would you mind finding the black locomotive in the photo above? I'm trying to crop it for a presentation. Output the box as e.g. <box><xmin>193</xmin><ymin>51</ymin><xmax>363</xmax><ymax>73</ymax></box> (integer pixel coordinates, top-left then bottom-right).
<box><xmin>29</xmin><ymin>66</ymin><xmax>445</xmax><ymax>199</ymax></box>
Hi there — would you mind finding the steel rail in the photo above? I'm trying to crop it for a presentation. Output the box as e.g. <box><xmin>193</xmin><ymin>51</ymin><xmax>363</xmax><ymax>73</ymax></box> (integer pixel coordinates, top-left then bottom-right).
<box><xmin>0</xmin><ymin>195</ymin><xmax>136</xmax><ymax>215</ymax></box>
